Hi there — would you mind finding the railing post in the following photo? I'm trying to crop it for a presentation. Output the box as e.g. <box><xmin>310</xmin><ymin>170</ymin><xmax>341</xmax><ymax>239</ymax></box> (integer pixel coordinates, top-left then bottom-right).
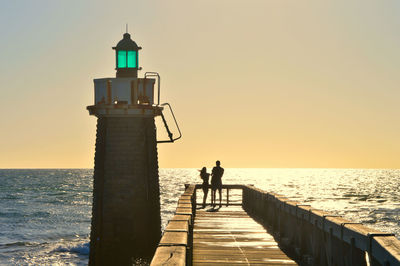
<box><xmin>350</xmin><ymin>237</ymin><xmax>355</xmax><ymax>266</ymax></box>
<box><xmin>328</xmin><ymin>228</ymin><xmax>333</xmax><ymax>266</ymax></box>
<box><xmin>312</xmin><ymin>219</ymin><xmax>321</xmax><ymax>265</ymax></box>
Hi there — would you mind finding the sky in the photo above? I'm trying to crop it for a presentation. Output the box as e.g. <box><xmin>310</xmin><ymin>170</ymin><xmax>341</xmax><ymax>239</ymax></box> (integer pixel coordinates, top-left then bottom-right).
<box><xmin>0</xmin><ymin>1</ymin><xmax>399</xmax><ymax>168</ymax></box>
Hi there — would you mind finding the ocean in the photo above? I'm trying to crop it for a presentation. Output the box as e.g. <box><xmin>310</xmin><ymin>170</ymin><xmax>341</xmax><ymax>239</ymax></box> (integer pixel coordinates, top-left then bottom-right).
<box><xmin>0</xmin><ymin>168</ymin><xmax>399</xmax><ymax>265</ymax></box>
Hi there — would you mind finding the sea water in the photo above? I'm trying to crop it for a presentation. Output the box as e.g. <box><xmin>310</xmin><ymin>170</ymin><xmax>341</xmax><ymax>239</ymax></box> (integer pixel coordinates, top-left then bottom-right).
<box><xmin>0</xmin><ymin>168</ymin><xmax>399</xmax><ymax>265</ymax></box>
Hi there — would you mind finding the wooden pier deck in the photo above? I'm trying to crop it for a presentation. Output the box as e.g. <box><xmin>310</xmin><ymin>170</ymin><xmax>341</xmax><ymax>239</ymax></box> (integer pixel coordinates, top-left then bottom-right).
<box><xmin>151</xmin><ymin>184</ymin><xmax>400</xmax><ymax>266</ymax></box>
<box><xmin>193</xmin><ymin>205</ymin><xmax>297</xmax><ymax>265</ymax></box>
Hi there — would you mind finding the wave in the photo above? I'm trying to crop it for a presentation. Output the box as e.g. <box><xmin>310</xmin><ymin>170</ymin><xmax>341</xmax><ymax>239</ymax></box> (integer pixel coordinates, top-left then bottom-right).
<box><xmin>0</xmin><ymin>210</ymin><xmax>51</xmax><ymax>218</ymax></box>
<box><xmin>54</xmin><ymin>242</ymin><xmax>90</xmax><ymax>256</ymax></box>
<box><xmin>0</xmin><ymin>241</ymin><xmax>43</xmax><ymax>248</ymax></box>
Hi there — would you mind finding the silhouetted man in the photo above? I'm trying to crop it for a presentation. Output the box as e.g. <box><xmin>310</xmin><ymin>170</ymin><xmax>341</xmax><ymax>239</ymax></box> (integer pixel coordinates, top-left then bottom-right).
<box><xmin>211</xmin><ymin>160</ymin><xmax>224</xmax><ymax>208</ymax></box>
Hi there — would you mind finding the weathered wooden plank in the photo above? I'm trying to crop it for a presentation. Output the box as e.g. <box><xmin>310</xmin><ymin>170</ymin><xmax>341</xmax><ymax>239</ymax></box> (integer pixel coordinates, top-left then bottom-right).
<box><xmin>165</xmin><ymin>220</ymin><xmax>189</xmax><ymax>232</ymax></box>
<box><xmin>179</xmin><ymin>195</ymin><xmax>192</xmax><ymax>200</ymax></box>
<box><xmin>159</xmin><ymin>231</ymin><xmax>188</xmax><ymax>246</ymax></box>
<box><xmin>171</xmin><ymin>214</ymin><xmax>192</xmax><ymax>227</ymax></box>
<box><xmin>171</xmin><ymin>214</ymin><xmax>191</xmax><ymax>221</ymax></box>
<box><xmin>177</xmin><ymin>203</ymin><xmax>192</xmax><ymax>208</ymax></box>
<box><xmin>192</xmin><ymin>206</ymin><xmax>298</xmax><ymax>265</ymax></box>
<box><xmin>178</xmin><ymin>199</ymin><xmax>192</xmax><ymax>204</ymax></box>
<box><xmin>175</xmin><ymin>208</ymin><xmax>193</xmax><ymax>216</ymax></box>
<box><xmin>150</xmin><ymin>246</ymin><xmax>186</xmax><ymax>266</ymax></box>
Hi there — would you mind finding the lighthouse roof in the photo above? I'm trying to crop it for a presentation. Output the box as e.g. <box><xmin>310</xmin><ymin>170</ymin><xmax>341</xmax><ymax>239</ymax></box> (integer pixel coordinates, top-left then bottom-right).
<box><xmin>113</xmin><ymin>33</ymin><xmax>139</xmax><ymax>51</ymax></box>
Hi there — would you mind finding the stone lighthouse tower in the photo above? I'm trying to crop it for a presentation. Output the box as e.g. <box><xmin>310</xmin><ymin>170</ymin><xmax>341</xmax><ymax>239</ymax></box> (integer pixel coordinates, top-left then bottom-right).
<box><xmin>87</xmin><ymin>33</ymin><xmax>169</xmax><ymax>265</ymax></box>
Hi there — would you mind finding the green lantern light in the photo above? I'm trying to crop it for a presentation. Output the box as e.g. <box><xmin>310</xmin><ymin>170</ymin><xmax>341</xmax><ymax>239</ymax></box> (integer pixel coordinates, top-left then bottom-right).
<box><xmin>127</xmin><ymin>51</ymin><xmax>137</xmax><ymax>68</ymax></box>
<box><xmin>113</xmin><ymin>33</ymin><xmax>141</xmax><ymax>78</ymax></box>
<box><xmin>117</xmin><ymin>51</ymin><xmax>127</xmax><ymax>68</ymax></box>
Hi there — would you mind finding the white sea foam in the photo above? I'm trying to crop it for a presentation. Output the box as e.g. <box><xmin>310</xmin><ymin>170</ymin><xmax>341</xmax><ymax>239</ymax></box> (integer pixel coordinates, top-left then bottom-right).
<box><xmin>54</xmin><ymin>242</ymin><xmax>90</xmax><ymax>255</ymax></box>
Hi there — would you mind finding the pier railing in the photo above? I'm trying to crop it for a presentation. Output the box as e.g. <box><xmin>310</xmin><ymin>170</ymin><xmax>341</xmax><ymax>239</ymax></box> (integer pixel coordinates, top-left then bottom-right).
<box><xmin>193</xmin><ymin>184</ymin><xmax>244</xmax><ymax>206</ymax></box>
<box><xmin>242</xmin><ymin>185</ymin><xmax>400</xmax><ymax>266</ymax></box>
<box><xmin>151</xmin><ymin>184</ymin><xmax>400</xmax><ymax>266</ymax></box>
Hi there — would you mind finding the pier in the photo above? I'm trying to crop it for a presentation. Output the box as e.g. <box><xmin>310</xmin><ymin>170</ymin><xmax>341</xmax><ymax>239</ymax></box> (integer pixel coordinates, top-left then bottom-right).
<box><xmin>151</xmin><ymin>184</ymin><xmax>400</xmax><ymax>266</ymax></box>
<box><xmin>193</xmin><ymin>205</ymin><xmax>296</xmax><ymax>265</ymax></box>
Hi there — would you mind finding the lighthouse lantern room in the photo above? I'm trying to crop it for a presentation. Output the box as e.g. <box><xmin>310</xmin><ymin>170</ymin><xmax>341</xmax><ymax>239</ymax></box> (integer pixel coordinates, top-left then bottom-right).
<box><xmin>113</xmin><ymin>32</ymin><xmax>141</xmax><ymax>78</ymax></box>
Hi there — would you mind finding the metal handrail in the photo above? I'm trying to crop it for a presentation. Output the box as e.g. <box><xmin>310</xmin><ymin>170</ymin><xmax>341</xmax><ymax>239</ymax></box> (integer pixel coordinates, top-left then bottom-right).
<box><xmin>157</xmin><ymin>103</ymin><xmax>182</xmax><ymax>143</ymax></box>
<box><xmin>144</xmin><ymin>72</ymin><xmax>160</xmax><ymax>105</ymax></box>
<box><xmin>193</xmin><ymin>184</ymin><xmax>246</xmax><ymax>206</ymax></box>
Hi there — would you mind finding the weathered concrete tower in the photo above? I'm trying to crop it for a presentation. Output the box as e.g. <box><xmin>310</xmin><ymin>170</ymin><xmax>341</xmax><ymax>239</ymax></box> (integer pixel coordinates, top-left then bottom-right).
<box><xmin>87</xmin><ymin>33</ymin><xmax>170</xmax><ymax>265</ymax></box>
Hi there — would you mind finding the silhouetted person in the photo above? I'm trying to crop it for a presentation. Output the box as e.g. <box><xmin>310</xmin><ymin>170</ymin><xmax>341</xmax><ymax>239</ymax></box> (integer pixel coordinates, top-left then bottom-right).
<box><xmin>211</xmin><ymin>160</ymin><xmax>224</xmax><ymax>208</ymax></box>
<box><xmin>199</xmin><ymin>167</ymin><xmax>210</xmax><ymax>208</ymax></box>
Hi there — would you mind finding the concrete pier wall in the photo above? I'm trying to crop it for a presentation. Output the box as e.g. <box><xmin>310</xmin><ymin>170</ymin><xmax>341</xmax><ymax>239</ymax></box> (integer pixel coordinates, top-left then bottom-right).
<box><xmin>150</xmin><ymin>185</ymin><xmax>196</xmax><ymax>266</ymax></box>
<box><xmin>89</xmin><ymin>116</ymin><xmax>161</xmax><ymax>265</ymax></box>
<box><xmin>242</xmin><ymin>185</ymin><xmax>400</xmax><ymax>266</ymax></box>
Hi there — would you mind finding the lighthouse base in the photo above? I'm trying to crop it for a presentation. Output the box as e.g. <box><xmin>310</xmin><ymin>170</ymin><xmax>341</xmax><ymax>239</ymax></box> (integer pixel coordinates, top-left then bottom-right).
<box><xmin>89</xmin><ymin>116</ymin><xmax>161</xmax><ymax>265</ymax></box>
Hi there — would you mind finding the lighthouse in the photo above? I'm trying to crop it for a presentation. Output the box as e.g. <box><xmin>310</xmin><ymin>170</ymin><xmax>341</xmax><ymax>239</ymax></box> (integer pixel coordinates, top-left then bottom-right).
<box><xmin>87</xmin><ymin>32</ymin><xmax>179</xmax><ymax>265</ymax></box>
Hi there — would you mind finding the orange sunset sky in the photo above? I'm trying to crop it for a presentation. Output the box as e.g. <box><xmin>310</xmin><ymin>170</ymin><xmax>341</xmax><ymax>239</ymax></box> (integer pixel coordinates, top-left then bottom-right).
<box><xmin>0</xmin><ymin>1</ymin><xmax>399</xmax><ymax>168</ymax></box>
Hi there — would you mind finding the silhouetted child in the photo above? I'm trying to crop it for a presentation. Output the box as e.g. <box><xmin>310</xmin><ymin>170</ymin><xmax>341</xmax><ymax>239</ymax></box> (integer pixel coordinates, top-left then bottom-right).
<box><xmin>199</xmin><ymin>167</ymin><xmax>210</xmax><ymax>208</ymax></box>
